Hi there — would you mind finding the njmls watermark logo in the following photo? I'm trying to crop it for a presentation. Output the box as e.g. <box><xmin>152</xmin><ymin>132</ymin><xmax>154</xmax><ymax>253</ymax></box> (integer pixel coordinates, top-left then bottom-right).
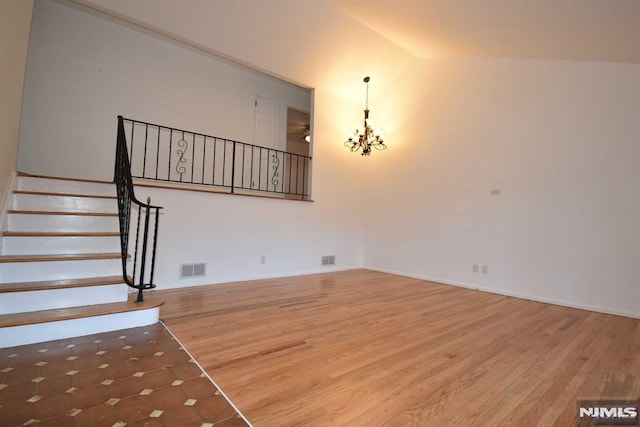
<box><xmin>577</xmin><ymin>398</ymin><xmax>639</xmax><ymax>426</ymax></box>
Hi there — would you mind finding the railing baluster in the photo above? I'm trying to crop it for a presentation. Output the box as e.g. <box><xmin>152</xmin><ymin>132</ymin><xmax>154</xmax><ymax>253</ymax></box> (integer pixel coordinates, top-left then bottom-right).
<box><xmin>121</xmin><ymin>116</ymin><xmax>313</xmax><ymax>199</ymax></box>
<box><xmin>231</xmin><ymin>141</ymin><xmax>236</xmax><ymax>193</ymax></box>
<box><xmin>130</xmin><ymin>122</ymin><xmax>135</xmax><ymax>166</ymax></box>
<box><xmin>150</xmin><ymin>207</ymin><xmax>160</xmax><ymax>283</ymax></box>
<box><xmin>287</xmin><ymin>153</ymin><xmax>292</xmax><ymax>195</ymax></box>
<box><xmin>191</xmin><ymin>132</ymin><xmax>196</xmax><ymax>183</ymax></box>
<box><xmin>132</xmin><ymin>204</ymin><xmax>141</xmax><ymax>286</ymax></box>
<box><xmin>301</xmin><ymin>157</ymin><xmax>307</xmax><ymax>198</ymax></box>
<box><xmin>223</xmin><ymin>138</ymin><xmax>227</xmax><ymax>187</ymax></box>
<box><xmin>292</xmin><ymin>154</ymin><xmax>297</xmax><ymax>195</ymax></box>
<box><xmin>212</xmin><ymin>138</ymin><xmax>217</xmax><ymax>185</ymax></box>
<box><xmin>142</xmin><ymin>124</ymin><xmax>148</xmax><ymax>178</ymax></box>
<box><xmin>241</xmin><ymin>144</ymin><xmax>245</xmax><ymax>189</ymax></box>
<box><xmin>249</xmin><ymin>146</ymin><xmax>254</xmax><ymax>189</ymax></box>
<box><xmin>168</xmin><ymin>129</ymin><xmax>173</xmax><ymax>181</ymax></box>
<box><xmin>155</xmin><ymin>126</ymin><xmax>160</xmax><ymax>180</ymax></box>
<box><xmin>202</xmin><ymin>136</ymin><xmax>206</xmax><ymax>185</ymax></box>
<box><xmin>115</xmin><ymin>116</ymin><xmax>163</xmax><ymax>304</ymax></box>
<box><xmin>137</xmin><ymin>202</ymin><xmax>151</xmax><ymax>302</ymax></box>
<box><xmin>259</xmin><ymin>147</ymin><xmax>263</xmax><ymax>190</ymax></box>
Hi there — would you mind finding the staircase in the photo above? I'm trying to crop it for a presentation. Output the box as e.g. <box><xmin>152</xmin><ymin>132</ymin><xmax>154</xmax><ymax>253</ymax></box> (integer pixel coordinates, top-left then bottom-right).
<box><xmin>0</xmin><ymin>173</ymin><xmax>162</xmax><ymax>348</ymax></box>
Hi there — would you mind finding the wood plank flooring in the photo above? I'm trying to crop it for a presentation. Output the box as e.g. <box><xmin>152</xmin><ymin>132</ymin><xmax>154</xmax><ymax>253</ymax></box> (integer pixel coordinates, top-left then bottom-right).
<box><xmin>157</xmin><ymin>269</ymin><xmax>640</xmax><ymax>426</ymax></box>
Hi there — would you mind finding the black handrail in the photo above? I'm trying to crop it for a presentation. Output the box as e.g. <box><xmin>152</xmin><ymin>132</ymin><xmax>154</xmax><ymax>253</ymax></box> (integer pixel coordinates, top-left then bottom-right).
<box><xmin>115</xmin><ymin>115</ymin><xmax>163</xmax><ymax>302</ymax></box>
<box><xmin>121</xmin><ymin>116</ymin><xmax>312</xmax><ymax>199</ymax></box>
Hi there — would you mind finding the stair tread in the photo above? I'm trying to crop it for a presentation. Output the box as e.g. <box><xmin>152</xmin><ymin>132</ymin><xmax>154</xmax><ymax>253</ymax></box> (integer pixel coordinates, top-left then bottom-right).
<box><xmin>17</xmin><ymin>171</ymin><xmax>113</xmax><ymax>185</ymax></box>
<box><xmin>0</xmin><ymin>276</ymin><xmax>127</xmax><ymax>293</ymax></box>
<box><xmin>2</xmin><ymin>231</ymin><xmax>120</xmax><ymax>237</ymax></box>
<box><xmin>0</xmin><ymin>252</ymin><xmax>124</xmax><ymax>263</ymax></box>
<box><xmin>8</xmin><ymin>210</ymin><xmax>117</xmax><ymax>216</ymax></box>
<box><xmin>13</xmin><ymin>190</ymin><xmax>116</xmax><ymax>199</ymax></box>
<box><xmin>0</xmin><ymin>294</ymin><xmax>163</xmax><ymax>328</ymax></box>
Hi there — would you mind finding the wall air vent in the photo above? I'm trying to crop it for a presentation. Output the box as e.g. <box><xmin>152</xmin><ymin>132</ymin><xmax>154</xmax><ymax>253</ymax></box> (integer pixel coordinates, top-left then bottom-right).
<box><xmin>321</xmin><ymin>255</ymin><xmax>336</xmax><ymax>266</ymax></box>
<box><xmin>180</xmin><ymin>263</ymin><xmax>206</xmax><ymax>278</ymax></box>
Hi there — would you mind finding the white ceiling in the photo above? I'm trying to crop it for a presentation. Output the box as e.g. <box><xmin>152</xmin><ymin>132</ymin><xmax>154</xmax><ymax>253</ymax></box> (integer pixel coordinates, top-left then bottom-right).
<box><xmin>332</xmin><ymin>0</ymin><xmax>640</xmax><ymax>63</ymax></box>
<box><xmin>72</xmin><ymin>0</ymin><xmax>639</xmax><ymax>103</ymax></box>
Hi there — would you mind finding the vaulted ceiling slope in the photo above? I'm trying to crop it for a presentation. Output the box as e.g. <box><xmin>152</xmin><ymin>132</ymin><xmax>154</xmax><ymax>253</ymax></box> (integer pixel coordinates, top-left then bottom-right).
<box><xmin>71</xmin><ymin>0</ymin><xmax>418</xmax><ymax>103</ymax></box>
<box><xmin>333</xmin><ymin>0</ymin><xmax>640</xmax><ymax>64</ymax></box>
<box><xmin>72</xmin><ymin>0</ymin><xmax>639</xmax><ymax>102</ymax></box>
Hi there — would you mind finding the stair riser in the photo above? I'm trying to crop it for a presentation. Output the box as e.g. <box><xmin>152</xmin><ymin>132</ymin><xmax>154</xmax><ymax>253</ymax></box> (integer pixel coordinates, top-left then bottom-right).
<box><xmin>17</xmin><ymin>176</ymin><xmax>115</xmax><ymax>196</ymax></box>
<box><xmin>8</xmin><ymin>214</ymin><xmax>119</xmax><ymax>232</ymax></box>
<box><xmin>0</xmin><ymin>284</ymin><xmax>127</xmax><ymax>315</ymax></box>
<box><xmin>12</xmin><ymin>194</ymin><xmax>116</xmax><ymax>212</ymax></box>
<box><xmin>0</xmin><ymin>307</ymin><xmax>160</xmax><ymax>347</ymax></box>
<box><xmin>2</xmin><ymin>236</ymin><xmax>120</xmax><ymax>255</ymax></box>
<box><xmin>0</xmin><ymin>259</ymin><xmax>122</xmax><ymax>282</ymax></box>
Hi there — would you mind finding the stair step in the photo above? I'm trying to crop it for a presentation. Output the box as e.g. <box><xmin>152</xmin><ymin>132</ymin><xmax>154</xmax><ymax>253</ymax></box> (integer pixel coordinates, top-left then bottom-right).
<box><xmin>17</xmin><ymin>171</ymin><xmax>112</xmax><ymax>184</ymax></box>
<box><xmin>8</xmin><ymin>210</ymin><xmax>117</xmax><ymax>216</ymax></box>
<box><xmin>13</xmin><ymin>190</ymin><xmax>116</xmax><ymax>199</ymax></box>
<box><xmin>0</xmin><ymin>294</ymin><xmax>162</xmax><ymax>328</ymax></box>
<box><xmin>16</xmin><ymin>173</ymin><xmax>115</xmax><ymax>196</ymax></box>
<box><xmin>0</xmin><ymin>258</ymin><xmax>122</xmax><ymax>282</ymax></box>
<box><xmin>0</xmin><ymin>295</ymin><xmax>163</xmax><ymax>347</ymax></box>
<box><xmin>0</xmin><ymin>252</ymin><xmax>124</xmax><ymax>263</ymax></box>
<box><xmin>0</xmin><ymin>173</ymin><xmax>159</xmax><ymax>347</ymax></box>
<box><xmin>2</xmin><ymin>234</ymin><xmax>120</xmax><ymax>255</ymax></box>
<box><xmin>0</xmin><ymin>280</ymin><xmax>128</xmax><ymax>315</ymax></box>
<box><xmin>2</xmin><ymin>231</ymin><xmax>119</xmax><ymax>237</ymax></box>
<box><xmin>12</xmin><ymin>193</ymin><xmax>117</xmax><ymax>212</ymax></box>
<box><xmin>0</xmin><ymin>276</ymin><xmax>126</xmax><ymax>293</ymax></box>
<box><xmin>8</xmin><ymin>212</ymin><xmax>119</xmax><ymax>232</ymax></box>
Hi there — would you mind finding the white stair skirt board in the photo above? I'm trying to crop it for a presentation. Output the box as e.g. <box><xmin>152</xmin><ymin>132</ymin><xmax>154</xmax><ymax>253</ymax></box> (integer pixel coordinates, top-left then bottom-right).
<box><xmin>0</xmin><ymin>307</ymin><xmax>160</xmax><ymax>348</ymax></box>
<box><xmin>12</xmin><ymin>193</ymin><xmax>116</xmax><ymax>212</ymax></box>
<box><xmin>7</xmin><ymin>213</ymin><xmax>119</xmax><ymax>232</ymax></box>
<box><xmin>0</xmin><ymin>259</ymin><xmax>122</xmax><ymax>282</ymax></box>
<box><xmin>0</xmin><ymin>284</ymin><xmax>127</xmax><ymax>315</ymax></box>
<box><xmin>2</xmin><ymin>236</ymin><xmax>120</xmax><ymax>255</ymax></box>
<box><xmin>16</xmin><ymin>176</ymin><xmax>115</xmax><ymax>196</ymax></box>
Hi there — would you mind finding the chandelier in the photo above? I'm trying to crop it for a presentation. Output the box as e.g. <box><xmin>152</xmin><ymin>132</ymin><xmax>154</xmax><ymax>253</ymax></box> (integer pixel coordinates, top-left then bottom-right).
<box><xmin>345</xmin><ymin>76</ymin><xmax>387</xmax><ymax>156</ymax></box>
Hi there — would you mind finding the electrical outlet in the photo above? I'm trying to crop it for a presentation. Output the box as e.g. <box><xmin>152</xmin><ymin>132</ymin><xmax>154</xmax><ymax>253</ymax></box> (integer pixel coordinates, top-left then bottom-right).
<box><xmin>473</xmin><ymin>264</ymin><xmax>479</xmax><ymax>273</ymax></box>
<box><xmin>260</xmin><ymin>255</ymin><xmax>266</xmax><ymax>264</ymax></box>
<box><xmin>481</xmin><ymin>265</ymin><xmax>488</xmax><ymax>274</ymax></box>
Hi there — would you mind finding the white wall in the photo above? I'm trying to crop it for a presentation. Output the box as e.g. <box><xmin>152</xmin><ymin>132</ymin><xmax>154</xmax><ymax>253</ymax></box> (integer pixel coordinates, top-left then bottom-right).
<box><xmin>19</xmin><ymin>0</ymin><xmax>310</xmax><ymax>181</ymax></box>
<box><xmin>19</xmin><ymin>0</ymin><xmax>364</xmax><ymax>287</ymax></box>
<box><xmin>364</xmin><ymin>58</ymin><xmax>640</xmax><ymax>317</ymax></box>
<box><xmin>74</xmin><ymin>0</ymin><xmax>419</xmax><ymax>105</ymax></box>
<box><xmin>19</xmin><ymin>0</ymin><xmax>640</xmax><ymax>319</ymax></box>
<box><xmin>131</xmin><ymin>88</ymin><xmax>366</xmax><ymax>288</ymax></box>
<box><xmin>0</xmin><ymin>0</ymin><xmax>34</xmax><ymax>233</ymax></box>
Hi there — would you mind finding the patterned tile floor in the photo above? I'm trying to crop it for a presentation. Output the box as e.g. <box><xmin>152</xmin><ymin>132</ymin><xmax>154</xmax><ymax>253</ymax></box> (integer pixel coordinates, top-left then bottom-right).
<box><xmin>0</xmin><ymin>322</ymin><xmax>249</xmax><ymax>426</ymax></box>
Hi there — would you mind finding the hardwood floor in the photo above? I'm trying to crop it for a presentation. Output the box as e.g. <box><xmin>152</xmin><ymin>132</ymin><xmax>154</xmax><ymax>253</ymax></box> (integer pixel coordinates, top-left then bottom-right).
<box><xmin>157</xmin><ymin>269</ymin><xmax>640</xmax><ymax>426</ymax></box>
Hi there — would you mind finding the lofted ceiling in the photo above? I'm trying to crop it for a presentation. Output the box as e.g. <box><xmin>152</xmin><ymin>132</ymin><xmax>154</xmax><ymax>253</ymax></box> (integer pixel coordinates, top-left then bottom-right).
<box><xmin>332</xmin><ymin>0</ymin><xmax>640</xmax><ymax>64</ymax></box>
<box><xmin>72</xmin><ymin>0</ymin><xmax>639</xmax><ymax>103</ymax></box>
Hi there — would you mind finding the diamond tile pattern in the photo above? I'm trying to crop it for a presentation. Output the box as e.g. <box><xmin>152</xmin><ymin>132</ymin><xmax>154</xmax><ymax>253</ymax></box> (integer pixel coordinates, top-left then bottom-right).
<box><xmin>0</xmin><ymin>323</ymin><xmax>248</xmax><ymax>426</ymax></box>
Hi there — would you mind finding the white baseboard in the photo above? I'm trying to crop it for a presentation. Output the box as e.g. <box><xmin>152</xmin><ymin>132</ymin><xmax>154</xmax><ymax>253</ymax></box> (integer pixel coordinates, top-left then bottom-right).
<box><xmin>156</xmin><ymin>264</ymin><xmax>363</xmax><ymax>290</ymax></box>
<box><xmin>364</xmin><ymin>266</ymin><xmax>640</xmax><ymax>320</ymax></box>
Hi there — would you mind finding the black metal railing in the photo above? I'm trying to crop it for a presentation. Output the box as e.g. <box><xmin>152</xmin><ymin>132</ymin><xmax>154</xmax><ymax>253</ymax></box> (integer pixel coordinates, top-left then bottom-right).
<box><xmin>115</xmin><ymin>115</ymin><xmax>163</xmax><ymax>302</ymax></box>
<box><xmin>121</xmin><ymin>117</ymin><xmax>312</xmax><ymax>199</ymax></box>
